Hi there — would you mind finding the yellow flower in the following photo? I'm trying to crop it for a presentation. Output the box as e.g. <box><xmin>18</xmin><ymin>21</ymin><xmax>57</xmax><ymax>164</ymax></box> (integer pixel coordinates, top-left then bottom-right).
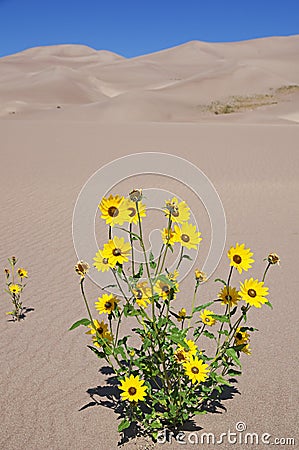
<box><xmin>123</xmin><ymin>198</ymin><xmax>146</xmax><ymax>224</ymax></box>
<box><xmin>241</xmin><ymin>343</ymin><xmax>251</xmax><ymax>355</ymax></box>
<box><xmin>239</xmin><ymin>278</ymin><xmax>269</xmax><ymax>308</ymax></box>
<box><xmin>17</xmin><ymin>268</ymin><xmax>28</xmax><ymax>278</ymax></box>
<box><xmin>177</xmin><ymin>308</ymin><xmax>186</xmax><ymax>322</ymax></box>
<box><xmin>154</xmin><ymin>278</ymin><xmax>179</xmax><ymax>300</ymax></box>
<box><xmin>119</xmin><ymin>374</ymin><xmax>147</xmax><ymax>402</ymax></box>
<box><xmin>161</xmin><ymin>227</ymin><xmax>177</xmax><ymax>246</ymax></box>
<box><xmin>9</xmin><ymin>284</ymin><xmax>21</xmax><ymax>294</ymax></box>
<box><xmin>93</xmin><ymin>249</ymin><xmax>113</xmax><ymax>272</ymax></box>
<box><xmin>95</xmin><ymin>293</ymin><xmax>119</xmax><ymax>314</ymax></box>
<box><xmin>173</xmin><ymin>223</ymin><xmax>202</xmax><ymax>250</ymax></box>
<box><xmin>228</xmin><ymin>243</ymin><xmax>254</xmax><ymax>274</ymax></box>
<box><xmin>102</xmin><ymin>236</ymin><xmax>131</xmax><ymax>266</ymax></box>
<box><xmin>267</xmin><ymin>253</ymin><xmax>280</xmax><ymax>265</ymax></box>
<box><xmin>200</xmin><ymin>309</ymin><xmax>216</xmax><ymax>326</ymax></box>
<box><xmin>86</xmin><ymin>319</ymin><xmax>112</xmax><ymax>347</ymax></box>
<box><xmin>133</xmin><ymin>281</ymin><xmax>152</xmax><ymax>308</ymax></box>
<box><xmin>218</xmin><ymin>286</ymin><xmax>240</xmax><ymax>307</ymax></box>
<box><xmin>184</xmin><ymin>356</ymin><xmax>209</xmax><ymax>384</ymax></box>
<box><xmin>164</xmin><ymin>197</ymin><xmax>190</xmax><ymax>224</ymax></box>
<box><xmin>74</xmin><ymin>261</ymin><xmax>90</xmax><ymax>278</ymax></box>
<box><xmin>99</xmin><ymin>194</ymin><xmax>128</xmax><ymax>227</ymax></box>
<box><xmin>176</xmin><ymin>339</ymin><xmax>198</xmax><ymax>362</ymax></box>
<box><xmin>234</xmin><ymin>327</ymin><xmax>250</xmax><ymax>344</ymax></box>
<box><xmin>195</xmin><ymin>270</ymin><xmax>207</xmax><ymax>282</ymax></box>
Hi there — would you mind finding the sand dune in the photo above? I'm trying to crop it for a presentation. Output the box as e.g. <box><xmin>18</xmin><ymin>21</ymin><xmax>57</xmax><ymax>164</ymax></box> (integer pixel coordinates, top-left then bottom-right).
<box><xmin>0</xmin><ymin>36</ymin><xmax>298</xmax><ymax>121</ymax></box>
<box><xmin>0</xmin><ymin>36</ymin><xmax>299</xmax><ymax>450</ymax></box>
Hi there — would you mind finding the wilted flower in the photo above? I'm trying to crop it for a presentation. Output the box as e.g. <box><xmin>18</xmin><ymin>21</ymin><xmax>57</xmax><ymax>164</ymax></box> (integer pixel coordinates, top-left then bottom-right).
<box><xmin>74</xmin><ymin>261</ymin><xmax>90</xmax><ymax>278</ymax></box>
<box><xmin>4</xmin><ymin>268</ymin><xmax>10</xmax><ymax>278</ymax></box>
<box><xmin>11</xmin><ymin>256</ymin><xmax>17</xmax><ymax>265</ymax></box>
<box><xmin>129</xmin><ymin>189</ymin><xmax>143</xmax><ymax>203</ymax></box>
<box><xmin>195</xmin><ymin>270</ymin><xmax>207</xmax><ymax>282</ymax></box>
<box><xmin>177</xmin><ymin>307</ymin><xmax>186</xmax><ymax>322</ymax></box>
<box><xmin>267</xmin><ymin>253</ymin><xmax>280</xmax><ymax>265</ymax></box>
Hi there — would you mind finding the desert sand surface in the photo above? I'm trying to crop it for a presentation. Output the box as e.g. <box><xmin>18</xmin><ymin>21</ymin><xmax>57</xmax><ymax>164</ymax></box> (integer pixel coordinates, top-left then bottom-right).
<box><xmin>0</xmin><ymin>36</ymin><xmax>299</xmax><ymax>450</ymax></box>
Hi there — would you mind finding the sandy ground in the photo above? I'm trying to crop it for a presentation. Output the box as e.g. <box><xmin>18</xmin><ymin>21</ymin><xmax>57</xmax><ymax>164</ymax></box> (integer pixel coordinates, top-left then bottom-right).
<box><xmin>0</xmin><ymin>36</ymin><xmax>299</xmax><ymax>449</ymax></box>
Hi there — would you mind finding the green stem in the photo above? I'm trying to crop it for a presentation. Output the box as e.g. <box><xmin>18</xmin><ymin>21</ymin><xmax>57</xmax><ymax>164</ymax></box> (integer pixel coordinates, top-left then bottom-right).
<box><xmin>155</xmin><ymin>244</ymin><xmax>165</xmax><ymax>275</ymax></box>
<box><xmin>129</xmin><ymin>223</ymin><xmax>135</xmax><ymax>277</ymax></box>
<box><xmin>188</xmin><ymin>282</ymin><xmax>199</xmax><ymax>328</ymax></box>
<box><xmin>176</xmin><ymin>246</ymin><xmax>184</xmax><ymax>270</ymax></box>
<box><xmin>111</xmin><ymin>268</ymin><xmax>129</xmax><ymax>302</ymax></box>
<box><xmin>80</xmin><ymin>278</ymin><xmax>94</xmax><ymax>325</ymax></box>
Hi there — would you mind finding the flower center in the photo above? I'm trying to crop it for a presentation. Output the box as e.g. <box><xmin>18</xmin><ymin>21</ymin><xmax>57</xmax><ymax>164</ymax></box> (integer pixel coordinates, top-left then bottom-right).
<box><xmin>112</xmin><ymin>248</ymin><xmax>122</xmax><ymax>256</ymax></box>
<box><xmin>162</xmin><ymin>285</ymin><xmax>170</xmax><ymax>294</ymax></box>
<box><xmin>233</xmin><ymin>254</ymin><xmax>242</xmax><ymax>264</ymax></box>
<box><xmin>103</xmin><ymin>258</ymin><xmax>109</xmax><ymax>264</ymax></box>
<box><xmin>236</xmin><ymin>332</ymin><xmax>243</xmax><ymax>340</ymax></box>
<box><xmin>191</xmin><ymin>367</ymin><xmax>199</xmax><ymax>374</ymax></box>
<box><xmin>225</xmin><ymin>295</ymin><xmax>232</xmax><ymax>301</ymax></box>
<box><xmin>135</xmin><ymin>289</ymin><xmax>143</xmax><ymax>300</ymax></box>
<box><xmin>105</xmin><ymin>302</ymin><xmax>112</xmax><ymax>309</ymax></box>
<box><xmin>205</xmin><ymin>317</ymin><xmax>210</xmax><ymax>322</ymax></box>
<box><xmin>248</xmin><ymin>289</ymin><xmax>257</xmax><ymax>298</ymax></box>
<box><xmin>181</xmin><ymin>234</ymin><xmax>190</xmax><ymax>243</ymax></box>
<box><xmin>128</xmin><ymin>207</ymin><xmax>136</xmax><ymax>217</ymax></box>
<box><xmin>172</xmin><ymin>208</ymin><xmax>179</xmax><ymax>217</ymax></box>
<box><xmin>97</xmin><ymin>327</ymin><xmax>103</xmax><ymax>334</ymax></box>
<box><xmin>108</xmin><ymin>206</ymin><xmax>119</xmax><ymax>217</ymax></box>
<box><xmin>177</xmin><ymin>352</ymin><xmax>185</xmax><ymax>361</ymax></box>
<box><xmin>128</xmin><ymin>387</ymin><xmax>137</xmax><ymax>396</ymax></box>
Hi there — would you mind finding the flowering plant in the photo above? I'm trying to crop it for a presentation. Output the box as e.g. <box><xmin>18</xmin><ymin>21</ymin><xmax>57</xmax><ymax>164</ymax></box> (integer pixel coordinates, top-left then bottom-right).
<box><xmin>71</xmin><ymin>190</ymin><xmax>279</xmax><ymax>441</ymax></box>
<box><xmin>4</xmin><ymin>256</ymin><xmax>29</xmax><ymax>321</ymax></box>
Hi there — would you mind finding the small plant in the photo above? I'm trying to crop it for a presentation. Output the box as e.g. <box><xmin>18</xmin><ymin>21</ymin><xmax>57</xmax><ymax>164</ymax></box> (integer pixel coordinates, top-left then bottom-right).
<box><xmin>4</xmin><ymin>256</ymin><xmax>29</xmax><ymax>321</ymax></box>
<box><xmin>71</xmin><ymin>190</ymin><xmax>279</xmax><ymax>441</ymax></box>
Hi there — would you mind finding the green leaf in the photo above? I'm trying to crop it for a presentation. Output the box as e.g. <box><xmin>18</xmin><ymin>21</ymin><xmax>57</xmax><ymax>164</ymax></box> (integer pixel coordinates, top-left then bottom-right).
<box><xmin>87</xmin><ymin>346</ymin><xmax>105</xmax><ymax>359</ymax></box>
<box><xmin>192</xmin><ymin>301</ymin><xmax>215</xmax><ymax>313</ymax></box>
<box><xmin>240</xmin><ymin>326</ymin><xmax>258</xmax><ymax>332</ymax></box>
<box><xmin>226</xmin><ymin>348</ymin><xmax>242</xmax><ymax>368</ymax></box>
<box><xmin>118</xmin><ymin>419</ymin><xmax>131</xmax><ymax>432</ymax></box>
<box><xmin>214</xmin><ymin>374</ymin><xmax>232</xmax><ymax>386</ymax></box>
<box><xmin>227</xmin><ymin>369</ymin><xmax>242</xmax><ymax>376</ymax></box>
<box><xmin>133</xmin><ymin>263</ymin><xmax>143</xmax><ymax>279</ymax></box>
<box><xmin>218</xmin><ymin>329</ymin><xmax>229</xmax><ymax>336</ymax></box>
<box><xmin>102</xmin><ymin>284</ymin><xmax>117</xmax><ymax>289</ymax></box>
<box><xmin>203</xmin><ymin>330</ymin><xmax>216</xmax><ymax>340</ymax></box>
<box><xmin>265</xmin><ymin>301</ymin><xmax>273</xmax><ymax>309</ymax></box>
<box><xmin>115</xmin><ymin>346</ymin><xmax>127</xmax><ymax>360</ymax></box>
<box><xmin>149</xmin><ymin>251</ymin><xmax>157</xmax><ymax>269</ymax></box>
<box><xmin>214</xmin><ymin>278</ymin><xmax>227</xmax><ymax>285</ymax></box>
<box><xmin>69</xmin><ymin>318</ymin><xmax>90</xmax><ymax>331</ymax></box>
<box><xmin>210</xmin><ymin>314</ymin><xmax>230</xmax><ymax>323</ymax></box>
<box><xmin>182</xmin><ymin>254</ymin><xmax>192</xmax><ymax>261</ymax></box>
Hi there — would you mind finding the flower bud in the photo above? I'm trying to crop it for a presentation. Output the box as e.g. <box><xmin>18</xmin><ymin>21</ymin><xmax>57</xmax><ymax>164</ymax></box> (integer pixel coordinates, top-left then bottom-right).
<box><xmin>267</xmin><ymin>253</ymin><xmax>280</xmax><ymax>265</ymax></box>
<box><xmin>74</xmin><ymin>261</ymin><xmax>90</xmax><ymax>278</ymax></box>
<box><xmin>129</xmin><ymin>189</ymin><xmax>143</xmax><ymax>203</ymax></box>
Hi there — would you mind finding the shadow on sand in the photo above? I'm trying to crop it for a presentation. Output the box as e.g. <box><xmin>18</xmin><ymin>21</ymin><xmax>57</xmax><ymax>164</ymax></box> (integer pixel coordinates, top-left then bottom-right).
<box><xmin>79</xmin><ymin>366</ymin><xmax>240</xmax><ymax>445</ymax></box>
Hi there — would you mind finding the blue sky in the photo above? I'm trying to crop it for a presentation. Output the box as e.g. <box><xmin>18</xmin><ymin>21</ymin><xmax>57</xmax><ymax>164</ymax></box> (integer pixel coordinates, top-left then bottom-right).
<box><xmin>0</xmin><ymin>0</ymin><xmax>298</xmax><ymax>58</ymax></box>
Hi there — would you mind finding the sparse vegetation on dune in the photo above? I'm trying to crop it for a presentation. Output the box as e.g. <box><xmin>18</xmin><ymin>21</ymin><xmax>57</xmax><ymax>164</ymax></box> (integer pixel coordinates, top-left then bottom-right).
<box><xmin>201</xmin><ymin>84</ymin><xmax>299</xmax><ymax>115</ymax></box>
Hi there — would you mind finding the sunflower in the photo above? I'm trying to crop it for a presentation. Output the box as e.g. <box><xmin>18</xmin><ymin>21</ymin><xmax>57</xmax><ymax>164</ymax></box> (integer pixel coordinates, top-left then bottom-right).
<box><xmin>177</xmin><ymin>308</ymin><xmax>186</xmax><ymax>322</ymax></box>
<box><xmin>234</xmin><ymin>327</ymin><xmax>250</xmax><ymax>344</ymax></box>
<box><xmin>119</xmin><ymin>374</ymin><xmax>147</xmax><ymax>402</ymax></box>
<box><xmin>218</xmin><ymin>286</ymin><xmax>240</xmax><ymax>307</ymax></box>
<box><xmin>161</xmin><ymin>227</ymin><xmax>177</xmax><ymax>246</ymax></box>
<box><xmin>228</xmin><ymin>243</ymin><xmax>254</xmax><ymax>274</ymax></box>
<box><xmin>9</xmin><ymin>284</ymin><xmax>21</xmax><ymax>294</ymax></box>
<box><xmin>99</xmin><ymin>194</ymin><xmax>128</xmax><ymax>227</ymax></box>
<box><xmin>173</xmin><ymin>223</ymin><xmax>202</xmax><ymax>250</ymax></box>
<box><xmin>200</xmin><ymin>309</ymin><xmax>216</xmax><ymax>326</ymax></box>
<box><xmin>176</xmin><ymin>339</ymin><xmax>198</xmax><ymax>363</ymax></box>
<box><xmin>154</xmin><ymin>278</ymin><xmax>179</xmax><ymax>300</ymax></box>
<box><xmin>133</xmin><ymin>281</ymin><xmax>152</xmax><ymax>308</ymax></box>
<box><xmin>184</xmin><ymin>356</ymin><xmax>209</xmax><ymax>384</ymax></box>
<box><xmin>164</xmin><ymin>197</ymin><xmax>190</xmax><ymax>224</ymax></box>
<box><xmin>95</xmin><ymin>293</ymin><xmax>119</xmax><ymax>314</ymax></box>
<box><xmin>102</xmin><ymin>236</ymin><xmax>131</xmax><ymax>266</ymax></box>
<box><xmin>17</xmin><ymin>268</ymin><xmax>28</xmax><ymax>278</ymax></box>
<box><xmin>123</xmin><ymin>198</ymin><xmax>146</xmax><ymax>224</ymax></box>
<box><xmin>93</xmin><ymin>249</ymin><xmax>113</xmax><ymax>272</ymax></box>
<box><xmin>86</xmin><ymin>319</ymin><xmax>112</xmax><ymax>347</ymax></box>
<box><xmin>239</xmin><ymin>278</ymin><xmax>269</xmax><ymax>308</ymax></box>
